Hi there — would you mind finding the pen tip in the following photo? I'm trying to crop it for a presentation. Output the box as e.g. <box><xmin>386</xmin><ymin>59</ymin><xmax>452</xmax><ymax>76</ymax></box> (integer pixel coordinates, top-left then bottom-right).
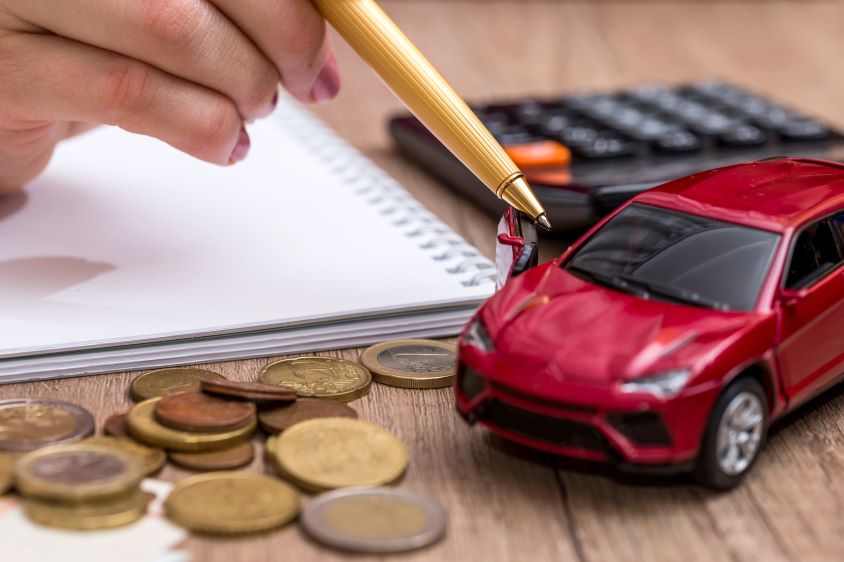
<box><xmin>536</xmin><ymin>214</ymin><xmax>551</xmax><ymax>231</ymax></box>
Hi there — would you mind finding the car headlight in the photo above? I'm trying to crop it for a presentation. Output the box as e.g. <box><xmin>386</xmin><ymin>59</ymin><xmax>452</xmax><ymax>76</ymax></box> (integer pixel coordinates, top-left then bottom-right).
<box><xmin>462</xmin><ymin>316</ymin><xmax>493</xmax><ymax>352</ymax></box>
<box><xmin>620</xmin><ymin>369</ymin><xmax>691</xmax><ymax>398</ymax></box>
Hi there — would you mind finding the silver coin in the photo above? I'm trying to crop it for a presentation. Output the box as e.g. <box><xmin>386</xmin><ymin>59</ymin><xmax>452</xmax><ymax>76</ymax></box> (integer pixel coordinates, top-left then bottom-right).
<box><xmin>0</xmin><ymin>399</ymin><xmax>95</xmax><ymax>452</ymax></box>
<box><xmin>301</xmin><ymin>487</ymin><xmax>447</xmax><ymax>553</ymax></box>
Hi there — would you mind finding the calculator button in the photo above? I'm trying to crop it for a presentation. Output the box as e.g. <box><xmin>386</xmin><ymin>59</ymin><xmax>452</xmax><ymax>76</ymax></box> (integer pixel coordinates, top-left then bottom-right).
<box><xmin>718</xmin><ymin>125</ymin><xmax>767</xmax><ymax>147</ymax></box>
<box><xmin>572</xmin><ymin>136</ymin><xmax>638</xmax><ymax>159</ymax></box>
<box><xmin>495</xmin><ymin>131</ymin><xmax>544</xmax><ymax>146</ymax></box>
<box><xmin>529</xmin><ymin>114</ymin><xmax>573</xmax><ymax>136</ymax></box>
<box><xmin>504</xmin><ymin>140</ymin><xmax>572</xmax><ymax>168</ymax></box>
<box><xmin>689</xmin><ymin>113</ymin><xmax>742</xmax><ymax>135</ymax></box>
<box><xmin>653</xmin><ymin>131</ymin><xmax>702</xmax><ymax>153</ymax></box>
<box><xmin>777</xmin><ymin>120</ymin><xmax>830</xmax><ymax>141</ymax></box>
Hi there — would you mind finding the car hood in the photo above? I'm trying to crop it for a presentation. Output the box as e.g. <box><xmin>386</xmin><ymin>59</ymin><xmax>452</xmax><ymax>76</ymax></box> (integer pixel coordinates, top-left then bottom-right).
<box><xmin>485</xmin><ymin>264</ymin><xmax>756</xmax><ymax>385</ymax></box>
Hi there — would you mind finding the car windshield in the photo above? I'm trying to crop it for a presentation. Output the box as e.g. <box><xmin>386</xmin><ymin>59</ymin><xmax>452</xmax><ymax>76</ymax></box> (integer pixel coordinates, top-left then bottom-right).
<box><xmin>563</xmin><ymin>204</ymin><xmax>781</xmax><ymax>311</ymax></box>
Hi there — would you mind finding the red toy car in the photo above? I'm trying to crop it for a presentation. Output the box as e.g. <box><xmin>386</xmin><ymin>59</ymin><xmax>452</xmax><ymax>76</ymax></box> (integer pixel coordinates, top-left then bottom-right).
<box><xmin>457</xmin><ymin>157</ymin><xmax>844</xmax><ymax>489</ymax></box>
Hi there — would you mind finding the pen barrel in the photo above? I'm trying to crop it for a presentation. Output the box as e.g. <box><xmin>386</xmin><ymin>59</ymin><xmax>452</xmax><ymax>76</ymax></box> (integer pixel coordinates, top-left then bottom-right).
<box><xmin>313</xmin><ymin>0</ymin><xmax>545</xmax><ymax>219</ymax></box>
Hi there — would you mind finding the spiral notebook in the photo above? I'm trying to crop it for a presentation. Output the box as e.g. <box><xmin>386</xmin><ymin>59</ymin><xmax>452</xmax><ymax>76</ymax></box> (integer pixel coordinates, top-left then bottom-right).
<box><xmin>0</xmin><ymin>96</ymin><xmax>494</xmax><ymax>382</ymax></box>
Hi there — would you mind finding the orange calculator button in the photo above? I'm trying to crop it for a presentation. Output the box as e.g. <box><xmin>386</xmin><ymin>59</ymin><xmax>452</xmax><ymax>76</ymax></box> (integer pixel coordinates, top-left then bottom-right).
<box><xmin>504</xmin><ymin>140</ymin><xmax>571</xmax><ymax>168</ymax></box>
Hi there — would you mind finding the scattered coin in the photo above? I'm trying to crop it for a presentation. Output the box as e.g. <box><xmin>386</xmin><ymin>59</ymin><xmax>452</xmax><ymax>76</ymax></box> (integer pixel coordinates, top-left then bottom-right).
<box><xmin>169</xmin><ymin>441</ymin><xmax>255</xmax><ymax>471</ymax></box>
<box><xmin>265</xmin><ymin>436</ymin><xmax>282</xmax><ymax>476</ymax></box>
<box><xmin>130</xmin><ymin>368</ymin><xmax>226</xmax><ymax>402</ymax></box>
<box><xmin>165</xmin><ymin>472</ymin><xmax>299</xmax><ymax>534</ymax></box>
<box><xmin>0</xmin><ymin>399</ymin><xmax>95</xmax><ymax>452</ymax></box>
<box><xmin>360</xmin><ymin>339</ymin><xmax>457</xmax><ymax>389</ymax></box>
<box><xmin>24</xmin><ymin>489</ymin><xmax>152</xmax><ymax>531</ymax></box>
<box><xmin>128</xmin><ymin>398</ymin><xmax>256</xmax><ymax>452</ymax></box>
<box><xmin>81</xmin><ymin>436</ymin><xmax>167</xmax><ymax>476</ymax></box>
<box><xmin>259</xmin><ymin>357</ymin><xmax>372</xmax><ymax>402</ymax></box>
<box><xmin>154</xmin><ymin>392</ymin><xmax>256</xmax><ymax>433</ymax></box>
<box><xmin>274</xmin><ymin>417</ymin><xmax>408</xmax><ymax>492</ymax></box>
<box><xmin>200</xmin><ymin>379</ymin><xmax>297</xmax><ymax>402</ymax></box>
<box><xmin>301</xmin><ymin>488</ymin><xmax>447</xmax><ymax>553</ymax></box>
<box><xmin>104</xmin><ymin>412</ymin><xmax>131</xmax><ymax>438</ymax></box>
<box><xmin>258</xmin><ymin>398</ymin><xmax>357</xmax><ymax>434</ymax></box>
<box><xmin>15</xmin><ymin>444</ymin><xmax>144</xmax><ymax>502</ymax></box>
<box><xmin>0</xmin><ymin>453</ymin><xmax>11</xmax><ymax>495</ymax></box>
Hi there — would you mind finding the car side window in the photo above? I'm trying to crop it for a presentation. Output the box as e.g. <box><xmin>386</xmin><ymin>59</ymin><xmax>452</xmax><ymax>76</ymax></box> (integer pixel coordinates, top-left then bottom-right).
<box><xmin>785</xmin><ymin>218</ymin><xmax>844</xmax><ymax>290</ymax></box>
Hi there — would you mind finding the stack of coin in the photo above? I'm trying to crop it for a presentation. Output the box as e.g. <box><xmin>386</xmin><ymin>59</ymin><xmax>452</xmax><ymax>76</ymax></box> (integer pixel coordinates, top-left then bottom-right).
<box><xmin>14</xmin><ymin>443</ymin><xmax>150</xmax><ymax>530</ymax></box>
<box><xmin>0</xmin><ymin>399</ymin><xmax>95</xmax><ymax>453</ymax></box>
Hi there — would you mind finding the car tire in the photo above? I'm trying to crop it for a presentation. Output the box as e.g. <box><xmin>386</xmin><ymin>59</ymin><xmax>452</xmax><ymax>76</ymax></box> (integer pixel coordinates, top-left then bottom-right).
<box><xmin>693</xmin><ymin>377</ymin><xmax>768</xmax><ymax>490</ymax></box>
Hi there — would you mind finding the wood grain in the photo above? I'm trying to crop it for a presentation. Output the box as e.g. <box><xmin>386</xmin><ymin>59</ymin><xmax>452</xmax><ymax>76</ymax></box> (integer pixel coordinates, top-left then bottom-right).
<box><xmin>4</xmin><ymin>1</ymin><xmax>844</xmax><ymax>560</ymax></box>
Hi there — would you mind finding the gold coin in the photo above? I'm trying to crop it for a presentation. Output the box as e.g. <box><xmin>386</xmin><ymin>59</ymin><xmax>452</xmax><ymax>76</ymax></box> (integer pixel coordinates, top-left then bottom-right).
<box><xmin>24</xmin><ymin>489</ymin><xmax>152</xmax><ymax>531</ymax></box>
<box><xmin>165</xmin><ymin>472</ymin><xmax>299</xmax><ymax>535</ymax></box>
<box><xmin>259</xmin><ymin>357</ymin><xmax>372</xmax><ymax>402</ymax></box>
<box><xmin>15</xmin><ymin>444</ymin><xmax>144</xmax><ymax>502</ymax></box>
<box><xmin>275</xmin><ymin>418</ymin><xmax>408</xmax><ymax>492</ymax></box>
<box><xmin>81</xmin><ymin>436</ymin><xmax>166</xmax><ymax>476</ymax></box>
<box><xmin>0</xmin><ymin>453</ymin><xmax>12</xmax><ymax>495</ymax></box>
<box><xmin>127</xmin><ymin>398</ymin><xmax>255</xmax><ymax>452</ymax></box>
<box><xmin>0</xmin><ymin>399</ymin><xmax>95</xmax><ymax>452</ymax></box>
<box><xmin>265</xmin><ymin>436</ymin><xmax>281</xmax><ymax>475</ymax></box>
<box><xmin>130</xmin><ymin>368</ymin><xmax>226</xmax><ymax>402</ymax></box>
<box><xmin>360</xmin><ymin>339</ymin><xmax>457</xmax><ymax>389</ymax></box>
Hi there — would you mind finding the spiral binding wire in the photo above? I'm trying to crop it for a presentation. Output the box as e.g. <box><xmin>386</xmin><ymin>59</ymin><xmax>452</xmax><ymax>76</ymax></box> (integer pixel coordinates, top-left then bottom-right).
<box><xmin>276</xmin><ymin>97</ymin><xmax>496</xmax><ymax>287</ymax></box>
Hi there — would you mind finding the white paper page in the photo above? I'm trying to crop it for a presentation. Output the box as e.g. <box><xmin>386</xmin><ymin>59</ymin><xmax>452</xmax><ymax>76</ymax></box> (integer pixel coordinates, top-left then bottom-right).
<box><xmin>0</xmin><ymin>98</ymin><xmax>493</xmax><ymax>356</ymax></box>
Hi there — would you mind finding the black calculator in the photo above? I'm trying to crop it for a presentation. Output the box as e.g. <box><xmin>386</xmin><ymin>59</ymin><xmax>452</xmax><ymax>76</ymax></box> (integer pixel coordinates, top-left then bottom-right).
<box><xmin>389</xmin><ymin>81</ymin><xmax>844</xmax><ymax>231</ymax></box>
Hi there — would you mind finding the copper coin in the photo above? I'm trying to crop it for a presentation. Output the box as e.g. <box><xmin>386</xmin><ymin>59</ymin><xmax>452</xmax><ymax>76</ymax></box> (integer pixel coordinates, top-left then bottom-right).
<box><xmin>169</xmin><ymin>441</ymin><xmax>255</xmax><ymax>471</ymax></box>
<box><xmin>200</xmin><ymin>379</ymin><xmax>297</xmax><ymax>402</ymax></box>
<box><xmin>258</xmin><ymin>399</ymin><xmax>357</xmax><ymax>434</ymax></box>
<box><xmin>154</xmin><ymin>392</ymin><xmax>256</xmax><ymax>433</ymax></box>
<box><xmin>103</xmin><ymin>413</ymin><xmax>131</xmax><ymax>438</ymax></box>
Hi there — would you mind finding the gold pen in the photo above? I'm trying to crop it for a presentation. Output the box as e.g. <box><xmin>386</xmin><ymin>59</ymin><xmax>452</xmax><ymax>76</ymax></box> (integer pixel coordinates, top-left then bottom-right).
<box><xmin>312</xmin><ymin>0</ymin><xmax>551</xmax><ymax>230</ymax></box>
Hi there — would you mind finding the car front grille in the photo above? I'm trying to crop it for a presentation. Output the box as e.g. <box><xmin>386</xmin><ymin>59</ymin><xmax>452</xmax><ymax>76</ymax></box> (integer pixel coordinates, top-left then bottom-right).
<box><xmin>482</xmin><ymin>399</ymin><xmax>607</xmax><ymax>452</ymax></box>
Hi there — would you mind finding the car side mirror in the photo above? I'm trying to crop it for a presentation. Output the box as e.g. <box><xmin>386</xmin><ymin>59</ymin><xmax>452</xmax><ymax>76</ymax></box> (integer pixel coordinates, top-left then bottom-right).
<box><xmin>780</xmin><ymin>289</ymin><xmax>806</xmax><ymax>310</ymax></box>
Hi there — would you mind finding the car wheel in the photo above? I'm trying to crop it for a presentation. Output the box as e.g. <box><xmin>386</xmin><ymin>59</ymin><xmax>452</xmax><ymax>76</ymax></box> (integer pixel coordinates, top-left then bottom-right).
<box><xmin>693</xmin><ymin>377</ymin><xmax>768</xmax><ymax>490</ymax></box>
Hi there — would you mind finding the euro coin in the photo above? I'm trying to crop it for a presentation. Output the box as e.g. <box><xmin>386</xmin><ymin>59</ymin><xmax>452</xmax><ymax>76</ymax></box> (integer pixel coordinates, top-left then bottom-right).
<box><xmin>24</xmin><ymin>489</ymin><xmax>152</xmax><ymax>531</ymax></box>
<box><xmin>259</xmin><ymin>357</ymin><xmax>371</xmax><ymax>402</ymax></box>
<box><xmin>154</xmin><ymin>392</ymin><xmax>256</xmax><ymax>433</ymax></box>
<box><xmin>265</xmin><ymin>436</ymin><xmax>282</xmax><ymax>475</ymax></box>
<box><xmin>128</xmin><ymin>398</ymin><xmax>255</xmax><ymax>452</ymax></box>
<box><xmin>360</xmin><ymin>339</ymin><xmax>457</xmax><ymax>389</ymax></box>
<box><xmin>130</xmin><ymin>368</ymin><xmax>226</xmax><ymax>402</ymax></box>
<box><xmin>81</xmin><ymin>436</ymin><xmax>166</xmax><ymax>476</ymax></box>
<box><xmin>258</xmin><ymin>398</ymin><xmax>357</xmax><ymax>434</ymax></box>
<box><xmin>0</xmin><ymin>399</ymin><xmax>95</xmax><ymax>452</ymax></box>
<box><xmin>200</xmin><ymin>379</ymin><xmax>297</xmax><ymax>402</ymax></box>
<box><xmin>301</xmin><ymin>488</ymin><xmax>447</xmax><ymax>553</ymax></box>
<box><xmin>169</xmin><ymin>441</ymin><xmax>255</xmax><ymax>471</ymax></box>
<box><xmin>0</xmin><ymin>453</ymin><xmax>12</xmax><ymax>495</ymax></box>
<box><xmin>165</xmin><ymin>472</ymin><xmax>299</xmax><ymax>535</ymax></box>
<box><xmin>275</xmin><ymin>417</ymin><xmax>408</xmax><ymax>492</ymax></box>
<box><xmin>104</xmin><ymin>412</ymin><xmax>131</xmax><ymax>438</ymax></box>
<box><xmin>15</xmin><ymin>444</ymin><xmax>144</xmax><ymax>502</ymax></box>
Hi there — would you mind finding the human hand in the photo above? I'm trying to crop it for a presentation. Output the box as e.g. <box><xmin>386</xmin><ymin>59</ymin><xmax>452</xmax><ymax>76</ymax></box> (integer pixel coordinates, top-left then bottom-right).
<box><xmin>0</xmin><ymin>0</ymin><xmax>341</xmax><ymax>192</ymax></box>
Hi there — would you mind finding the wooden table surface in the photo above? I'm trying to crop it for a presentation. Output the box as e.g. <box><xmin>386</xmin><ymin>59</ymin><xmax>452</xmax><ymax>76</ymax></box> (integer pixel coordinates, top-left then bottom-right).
<box><xmin>4</xmin><ymin>1</ymin><xmax>844</xmax><ymax>560</ymax></box>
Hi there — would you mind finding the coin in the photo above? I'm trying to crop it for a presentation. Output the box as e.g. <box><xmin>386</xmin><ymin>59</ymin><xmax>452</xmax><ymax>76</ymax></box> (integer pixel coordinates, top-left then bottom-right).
<box><xmin>360</xmin><ymin>339</ymin><xmax>457</xmax><ymax>389</ymax></box>
<box><xmin>301</xmin><ymin>488</ymin><xmax>447</xmax><ymax>553</ymax></box>
<box><xmin>0</xmin><ymin>453</ymin><xmax>12</xmax><ymax>495</ymax></box>
<box><xmin>24</xmin><ymin>489</ymin><xmax>152</xmax><ymax>531</ymax></box>
<box><xmin>104</xmin><ymin>412</ymin><xmax>131</xmax><ymax>438</ymax></box>
<box><xmin>169</xmin><ymin>441</ymin><xmax>255</xmax><ymax>471</ymax></box>
<box><xmin>15</xmin><ymin>444</ymin><xmax>144</xmax><ymax>502</ymax></box>
<box><xmin>154</xmin><ymin>392</ymin><xmax>256</xmax><ymax>433</ymax></box>
<box><xmin>274</xmin><ymin>417</ymin><xmax>408</xmax><ymax>492</ymax></box>
<box><xmin>258</xmin><ymin>398</ymin><xmax>357</xmax><ymax>434</ymax></box>
<box><xmin>81</xmin><ymin>436</ymin><xmax>167</xmax><ymax>476</ymax></box>
<box><xmin>200</xmin><ymin>379</ymin><xmax>297</xmax><ymax>402</ymax></box>
<box><xmin>128</xmin><ymin>398</ymin><xmax>256</xmax><ymax>452</ymax></box>
<box><xmin>0</xmin><ymin>399</ymin><xmax>95</xmax><ymax>452</ymax></box>
<box><xmin>130</xmin><ymin>368</ymin><xmax>226</xmax><ymax>402</ymax></box>
<box><xmin>265</xmin><ymin>436</ymin><xmax>282</xmax><ymax>476</ymax></box>
<box><xmin>164</xmin><ymin>472</ymin><xmax>299</xmax><ymax>534</ymax></box>
<box><xmin>259</xmin><ymin>357</ymin><xmax>372</xmax><ymax>402</ymax></box>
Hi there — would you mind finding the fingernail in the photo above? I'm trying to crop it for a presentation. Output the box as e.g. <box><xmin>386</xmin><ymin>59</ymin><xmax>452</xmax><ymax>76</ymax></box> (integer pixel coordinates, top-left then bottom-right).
<box><xmin>310</xmin><ymin>54</ymin><xmax>341</xmax><ymax>103</ymax></box>
<box><xmin>256</xmin><ymin>91</ymin><xmax>279</xmax><ymax>119</ymax></box>
<box><xmin>229</xmin><ymin>126</ymin><xmax>250</xmax><ymax>164</ymax></box>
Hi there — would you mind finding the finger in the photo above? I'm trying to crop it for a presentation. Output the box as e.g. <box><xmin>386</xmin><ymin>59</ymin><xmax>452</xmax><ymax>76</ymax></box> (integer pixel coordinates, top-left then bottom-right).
<box><xmin>7</xmin><ymin>0</ymin><xmax>279</xmax><ymax>120</ymax></box>
<box><xmin>0</xmin><ymin>33</ymin><xmax>248</xmax><ymax>166</ymax></box>
<box><xmin>0</xmin><ymin>122</ymin><xmax>65</xmax><ymax>193</ymax></box>
<box><xmin>209</xmin><ymin>0</ymin><xmax>340</xmax><ymax>103</ymax></box>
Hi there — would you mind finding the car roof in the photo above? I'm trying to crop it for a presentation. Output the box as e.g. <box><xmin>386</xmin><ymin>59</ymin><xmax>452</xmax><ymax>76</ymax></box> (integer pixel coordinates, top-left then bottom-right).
<box><xmin>635</xmin><ymin>158</ymin><xmax>844</xmax><ymax>233</ymax></box>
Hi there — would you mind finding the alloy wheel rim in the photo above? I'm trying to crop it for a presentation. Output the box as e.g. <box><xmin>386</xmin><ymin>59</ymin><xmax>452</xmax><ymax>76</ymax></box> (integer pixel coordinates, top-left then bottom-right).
<box><xmin>716</xmin><ymin>391</ymin><xmax>764</xmax><ymax>476</ymax></box>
